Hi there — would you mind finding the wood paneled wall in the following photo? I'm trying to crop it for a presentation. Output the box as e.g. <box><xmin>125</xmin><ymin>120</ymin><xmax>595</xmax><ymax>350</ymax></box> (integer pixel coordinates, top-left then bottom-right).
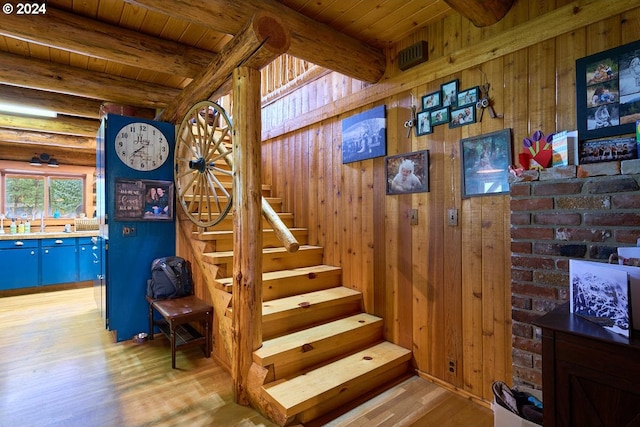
<box><xmin>260</xmin><ymin>0</ymin><xmax>640</xmax><ymax>403</ymax></box>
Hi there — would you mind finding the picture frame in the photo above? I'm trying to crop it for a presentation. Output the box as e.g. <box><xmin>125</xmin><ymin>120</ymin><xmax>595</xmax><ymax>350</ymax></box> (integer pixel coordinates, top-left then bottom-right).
<box><xmin>449</xmin><ymin>105</ymin><xmax>476</xmax><ymax>128</ymax></box>
<box><xmin>577</xmin><ymin>135</ymin><xmax>637</xmax><ymax>164</ymax></box>
<box><xmin>422</xmin><ymin>91</ymin><xmax>441</xmax><ymax>110</ymax></box>
<box><xmin>441</xmin><ymin>79</ymin><xmax>459</xmax><ymax>108</ymax></box>
<box><xmin>415</xmin><ymin>110</ymin><xmax>433</xmax><ymax>135</ymax></box>
<box><xmin>114</xmin><ymin>178</ymin><xmax>174</xmax><ymax>221</ymax></box>
<box><xmin>576</xmin><ymin>39</ymin><xmax>640</xmax><ymax>143</ymax></box>
<box><xmin>386</xmin><ymin>150</ymin><xmax>429</xmax><ymax>195</ymax></box>
<box><xmin>457</xmin><ymin>86</ymin><xmax>479</xmax><ymax>107</ymax></box>
<box><xmin>430</xmin><ymin>107</ymin><xmax>449</xmax><ymax>126</ymax></box>
<box><xmin>341</xmin><ymin>104</ymin><xmax>387</xmax><ymax>164</ymax></box>
<box><xmin>460</xmin><ymin>128</ymin><xmax>512</xmax><ymax>198</ymax></box>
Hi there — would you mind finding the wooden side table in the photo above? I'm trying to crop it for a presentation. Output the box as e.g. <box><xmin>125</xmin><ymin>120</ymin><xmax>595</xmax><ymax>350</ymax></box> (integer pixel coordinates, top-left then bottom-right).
<box><xmin>146</xmin><ymin>295</ymin><xmax>213</xmax><ymax>369</ymax></box>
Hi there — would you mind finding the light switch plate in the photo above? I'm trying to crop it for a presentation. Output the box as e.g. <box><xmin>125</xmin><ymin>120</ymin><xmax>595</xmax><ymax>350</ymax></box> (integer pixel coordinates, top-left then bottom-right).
<box><xmin>447</xmin><ymin>208</ymin><xmax>458</xmax><ymax>226</ymax></box>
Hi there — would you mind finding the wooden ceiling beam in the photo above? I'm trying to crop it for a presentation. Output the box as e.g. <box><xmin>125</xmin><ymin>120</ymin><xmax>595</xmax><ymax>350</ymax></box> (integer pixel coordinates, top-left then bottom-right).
<box><xmin>123</xmin><ymin>0</ymin><xmax>386</xmax><ymax>83</ymax></box>
<box><xmin>0</xmin><ymin>128</ymin><xmax>95</xmax><ymax>150</ymax></box>
<box><xmin>160</xmin><ymin>11</ymin><xmax>290</xmax><ymax>123</ymax></box>
<box><xmin>0</xmin><ymin>141</ymin><xmax>95</xmax><ymax>167</ymax></box>
<box><xmin>0</xmin><ymin>51</ymin><xmax>180</xmax><ymax>110</ymax></box>
<box><xmin>0</xmin><ymin>7</ymin><xmax>213</xmax><ymax>79</ymax></box>
<box><xmin>443</xmin><ymin>0</ymin><xmax>515</xmax><ymax>27</ymax></box>
<box><xmin>0</xmin><ymin>113</ymin><xmax>99</xmax><ymax>137</ymax></box>
<box><xmin>0</xmin><ymin>85</ymin><xmax>102</xmax><ymax>119</ymax></box>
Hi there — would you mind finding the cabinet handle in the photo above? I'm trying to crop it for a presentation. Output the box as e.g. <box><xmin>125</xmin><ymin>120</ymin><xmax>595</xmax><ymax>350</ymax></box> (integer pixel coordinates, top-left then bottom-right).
<box><xmin>30</xmin><ymin>251</ymin><xmax>35</xmax><ymax>256</ymax></box>
<box><xmin>81</xmin><ymin>247</ymin><xmax>86</xmax><ymax>251</ymax></box>
<box><xmin>55</xmin><ymin>240</ymin><xmax>63</xmax><ymax>244</ymax></box>
<box><xmin>45</xmin><ymin>249</ymin><xmax>49</xmax><ymax>254</ymax></box>
<box><xmin>14</xmin><ymin>241</ymin><xmax>24</xmax><ymax>246</ymax></box>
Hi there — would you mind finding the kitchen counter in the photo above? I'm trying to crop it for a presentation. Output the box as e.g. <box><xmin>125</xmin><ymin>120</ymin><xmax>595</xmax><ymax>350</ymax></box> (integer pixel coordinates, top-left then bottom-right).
<box><xmin>0</xmin><ymin>230</ymin><xmax>99</xmax><ymax>240</ymax></box>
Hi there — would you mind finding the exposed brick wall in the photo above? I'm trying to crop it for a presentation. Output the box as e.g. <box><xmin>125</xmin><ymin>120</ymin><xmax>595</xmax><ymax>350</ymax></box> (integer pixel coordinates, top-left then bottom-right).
<box><xmin>509</xmin><ymin>159</ymin><xmax>640</xmax><ymax>389</ymax></box>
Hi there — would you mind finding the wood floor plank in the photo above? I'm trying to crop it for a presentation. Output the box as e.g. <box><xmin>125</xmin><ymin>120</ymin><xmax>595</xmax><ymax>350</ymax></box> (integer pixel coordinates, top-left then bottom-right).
<box><xmin>0</xmin><ymin>288</ymin><xmax>494</xmax><ymax>427</ymax></box>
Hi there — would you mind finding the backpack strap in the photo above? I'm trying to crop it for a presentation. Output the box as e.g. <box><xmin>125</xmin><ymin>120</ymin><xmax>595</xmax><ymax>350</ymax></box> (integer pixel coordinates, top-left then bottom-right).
<box><xmin>159</xmin><ymin>260</ymin><xmax>185</xmax><ymax>296</ymax></box>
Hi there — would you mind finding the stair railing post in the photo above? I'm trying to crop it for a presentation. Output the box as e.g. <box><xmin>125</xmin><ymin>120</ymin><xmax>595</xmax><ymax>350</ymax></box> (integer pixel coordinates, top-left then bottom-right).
<box><xmin>231</xmin><ymin>65</ymin><xmax>263</xmax><ymax>406</ymax></box>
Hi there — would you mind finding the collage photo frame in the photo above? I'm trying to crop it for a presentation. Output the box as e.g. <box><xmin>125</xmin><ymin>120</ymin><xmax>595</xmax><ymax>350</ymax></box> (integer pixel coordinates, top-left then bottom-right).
<box><xmin>416</xmin><ymin>78</ymin><xmax>478</xmax><ymax>134</ymax></box>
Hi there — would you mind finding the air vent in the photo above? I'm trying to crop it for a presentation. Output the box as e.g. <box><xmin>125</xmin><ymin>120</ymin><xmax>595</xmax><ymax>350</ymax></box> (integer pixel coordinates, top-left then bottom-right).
<box><xmin>398</xmin><ymin>41</ymin><xmax>428</xmax><ymax>71</ymax></box>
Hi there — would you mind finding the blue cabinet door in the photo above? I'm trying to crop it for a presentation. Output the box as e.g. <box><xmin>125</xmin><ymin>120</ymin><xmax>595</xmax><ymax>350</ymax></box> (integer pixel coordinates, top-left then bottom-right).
<box><xmin>41</xmin><ymin>238</ymin><xmax>77</xmax><ymax>285</ymax></box>
<box><xmin>0</xmin><ymin>240</ymin><xmax>39</xmax><ymax>290</ymax></box>
<box><xmin>78</xmin><ymin>238</ymin><xmax>100</xmax><ymax>281</ymax></box>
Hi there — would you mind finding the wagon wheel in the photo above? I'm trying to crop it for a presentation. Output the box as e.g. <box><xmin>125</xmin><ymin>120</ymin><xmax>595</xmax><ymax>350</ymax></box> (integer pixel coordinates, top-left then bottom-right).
<box><xmin>175</xmin><ymin>101</ymin><xmax>234</xmax><ymax>228</ymax></box>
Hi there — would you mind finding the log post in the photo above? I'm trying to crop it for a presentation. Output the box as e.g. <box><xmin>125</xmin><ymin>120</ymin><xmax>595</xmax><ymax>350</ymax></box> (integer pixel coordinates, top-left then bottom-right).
<box><xmin>158</xmin><ymin>11</ymin><xmax>290</xmax><ymax>124</ymax></box>
<box><xmin>231</xmin><ymin>66</ymin><xmax>263</xmax><ymax>405</ymax></box>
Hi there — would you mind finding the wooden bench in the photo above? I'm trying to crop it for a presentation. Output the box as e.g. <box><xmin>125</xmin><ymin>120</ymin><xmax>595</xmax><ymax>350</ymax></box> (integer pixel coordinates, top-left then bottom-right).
<box><xmin>146</xmin><ymin>295</ymin><xmax>213</xmax><ymax>369</ymax></box>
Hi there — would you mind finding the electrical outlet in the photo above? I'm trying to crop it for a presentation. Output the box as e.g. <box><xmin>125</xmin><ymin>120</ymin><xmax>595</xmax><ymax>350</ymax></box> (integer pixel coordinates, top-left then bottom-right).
<box><xmin>448</xmin><ymin>359</ymin><xmax>456</xmax><ymax>374</ymax></box>
<box><xmin>122</xmin><ymin>226</ymin><xmax>136</xmax><ymax>237</ymax></box>
<box><xmin>447</xmin><ymin>208</ymin><xmax>458</xmax><ymax>226</ymax></box>
<box><xmin>410</xmin><ymin>209</ymin><xmax>418</xmax><ymax>225</ymax></box>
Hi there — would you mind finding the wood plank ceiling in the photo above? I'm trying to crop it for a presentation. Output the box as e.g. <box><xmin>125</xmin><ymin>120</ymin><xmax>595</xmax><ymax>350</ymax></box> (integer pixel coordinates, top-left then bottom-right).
<box><xmin>0</xmin><ymin>0</ymin><xmax>504</xmax><ymax>165</ymax></box>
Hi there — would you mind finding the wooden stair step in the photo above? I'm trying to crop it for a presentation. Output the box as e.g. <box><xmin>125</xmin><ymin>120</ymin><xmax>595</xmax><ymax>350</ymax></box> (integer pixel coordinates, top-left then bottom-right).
<box><xmin>261</xmin><ymin>341</ymin><xmax>412</xmax><ymax>423</ymax></box>
<box><xmin>183</xmin><ymin>196</ymin><xmax>282</xmax><ymax>212</ymax></box>
<box><xmin>259</xmin><ymin>286</ymin><xmax>362</xmax><ymax>339</ymax></box>
<box><xmin>216</xmin><ymin>264</ymin><xmax>342</xmax><ymax>300</ymax></box>
<box><xmin>254</xmin><ymin>313</ymin><xmax>383</xmax><ymax>381</ymax></box>
<box><xmin>196</xmin><ymin>212</ymin><xmax>294</xmax><ymax>234</ymax></box>
<box><xmin>192</xmin><ymin>228</ymin><xmax>308</xmax><ymax>250</ymax></box>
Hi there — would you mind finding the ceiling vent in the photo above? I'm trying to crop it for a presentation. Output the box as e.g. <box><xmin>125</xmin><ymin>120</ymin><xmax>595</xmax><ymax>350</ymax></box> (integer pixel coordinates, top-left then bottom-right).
<box><xmin>398</xmin><ymin>41</ymin><xmax>428</xmax><ymax>71</ymax></box>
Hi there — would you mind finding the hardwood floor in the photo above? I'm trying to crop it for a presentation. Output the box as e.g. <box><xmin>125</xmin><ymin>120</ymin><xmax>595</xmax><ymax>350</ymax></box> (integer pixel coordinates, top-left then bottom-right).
<box><xmin>0</xmin><ymin>287</ymin><xmax>493</xmax><ymax>427</ymax></box>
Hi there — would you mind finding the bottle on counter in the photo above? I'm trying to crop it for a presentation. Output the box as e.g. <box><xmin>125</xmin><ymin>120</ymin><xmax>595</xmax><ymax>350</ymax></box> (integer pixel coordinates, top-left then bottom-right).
<box><xmin>10</xmin><ymin>219</ymin><xmax>16</xmax><ymax>234</ymax></box>
<box><xmin>18</xmin><ymin>221</ymin><xmax>25</xmax><ymax>233</ymax></box>
<box><xmin>24</xmin><ymin>219</ymin><xmax>30</xmax><ymax>234</ymax></box>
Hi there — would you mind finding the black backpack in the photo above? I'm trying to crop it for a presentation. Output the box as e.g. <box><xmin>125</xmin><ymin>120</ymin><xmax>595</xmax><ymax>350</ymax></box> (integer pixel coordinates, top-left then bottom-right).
<box><xmin>146</xmin><ymin>256</ymin><xmax>192</xmax><ymax>299</ymax></box>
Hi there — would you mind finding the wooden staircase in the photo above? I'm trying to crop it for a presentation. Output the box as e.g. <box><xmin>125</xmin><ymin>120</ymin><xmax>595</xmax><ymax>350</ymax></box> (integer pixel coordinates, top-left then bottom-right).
<box><xmin>185</xmin><ymin>171</ymin><xmax>412</xmax><ymax>425</ymax></box>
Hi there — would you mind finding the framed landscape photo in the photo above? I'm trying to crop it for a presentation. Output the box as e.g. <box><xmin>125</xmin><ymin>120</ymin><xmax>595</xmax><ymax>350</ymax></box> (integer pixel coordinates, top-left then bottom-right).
<box><xmin>341</xmin><ymin>104</ymin><xmax>387</xmax><ymax>164</ymax></box>
<box><xmin>441</xmin><ymin>79</ymin><xmax>459</xmax><ymax>108</ymax></box>
<box><xmin>460</xmin><ymin>128</ymin><xmax>512</xmax><ymax>198</ymax></box>
<box><xmin>576</xmin><ymin>39</ymin><xmax>640</xmax><ymax>142</ymax></box>
<box><xmin>457</xmin><ymin>87</ymin><xmax>479</xmax><ymax>107</ymax></box>
<box><xmin>430</xmin><ymin>107</ymin><xmax>449</xmax><ymax>126</ymax></box>
<box><xmin>449</xmin><ymin>105</ymin><xmax>476</xmax><ymax>128</ymax></box>
<box><xmin>415</xmin><ymin>110</ymin><xmax>432</xmax><ymax>136</ymax></box>
<box><xmin>422</xmin><ymin>91</ymin><xmax>441</xmax><ymax>110</ymax></box>
<box><xmin>386</xmin><ymin>150</ymin><xmax>429</xmax><ymax>195</ymax></box>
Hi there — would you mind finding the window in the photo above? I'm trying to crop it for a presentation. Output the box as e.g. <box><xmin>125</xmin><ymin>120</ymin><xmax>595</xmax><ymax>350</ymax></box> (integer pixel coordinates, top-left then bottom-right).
<box><xmin>4</xmin><ymin>173</ymin><xmax>84</xmax><ymax>219</ymax></box>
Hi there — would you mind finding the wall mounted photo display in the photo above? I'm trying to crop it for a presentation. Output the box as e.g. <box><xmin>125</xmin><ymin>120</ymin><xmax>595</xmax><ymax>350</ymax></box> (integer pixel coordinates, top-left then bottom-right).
<box><xmin>576</xmin><ymin>39</ymin><xmax>640</xmax><ymax>142</ymax></box>
<box><xmin>415</xmin><ymin>110</ymin><xmax>433</xmax><ymax>135</ymax></box>
<box><xmin>386</xmin><ymin>150</ymin><xmax>429</xmax><ymax>195</ymax></box>
<box><xmin>430</xmin><ymin>107</ymin><xmax>449</xmax><ymax>126</ymax></box>
<box><xmin>114</xmin><ymin>178</ymin><xmax>174</xmax><ymax>221</ymax></box>
<box><xmin>341</xmin><ymin>104</ymin><xmax>387</xmax><ymax>164</ymax></box>
<box><xmin>449</xmin><ymin>105</ymin><xmax>476</xmax><ymax>128</ymax></box>
<box><xmin>577</xmin><ymin>135</ymin><xmax>637</xmax><ymax>164</ymax></box>
<box><xmin>422</xmin><ymin>90</ymin><xmax>441</xmax><ymax>110</ymax></box>
<box><xmin>460</xmin><ymin>128</ymin><xmax>512</xmax><ymax>198</ymax></box>
<box><xmin>441</xmin><ymin>79</ymin><xmax>459</xmax><ymax>108</ymax></box>
<box><xmin>457</xmin><ymin>86</ymin><xmax>479</xmax><ymax>107</ymax></box>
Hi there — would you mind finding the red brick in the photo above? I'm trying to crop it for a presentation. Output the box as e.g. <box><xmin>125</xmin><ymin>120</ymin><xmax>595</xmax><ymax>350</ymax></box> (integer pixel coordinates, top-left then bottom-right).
<box><xmin>555</xmin><ymin>227</ymin><xmax>611</xmax><ymax>241</ymax></box>
<box><xmin>512</xmin><ymin>281</ymin><xmax>557</xmax><ymax>299</ymax></box>
<box><xmin>585</xmin><ymin>212</ymin><xmax>640</xmax><ymax>226</ymax></box>
<box><xmin>533</xmin><ymin>181</ymin><xmax>582</xmax><ymax>196</ymax></box>
<box><xmin>511</xmin><ymin>227</ymin><xmax>555</xmax><ymax>240</ymax></box>
<box><xmin>510</xmin><ymin>212</ymin><xmax>531</xmax><ymax>225</ymax></box>
<box><xmin>532</xmin><ymin>270</ymin><xmax>569</xmax><ymax>286</ymax></box>
<box><xmin>512</xmin><ymin>322</ymin><xmax>533</xmax><ymax>339</ymax></box>
<box><xmin>586</xmin><ymin>176</ymin><xmax>639</xmax><ymax>193</ymax></box>
<box><xmin>510</xmin><ymin>183</ymin><xmax>531</xmax><ymax>197</ymax></box>
<box><xmin>611</xmin><ymin>193</ymin><xmax>640</xmax><ymax>208</ymax></box>
<box><xmin>577</xmin><ymin>162</ymin><xmax>621</xmax><ymax>177</ymax></box>
<box><xmin>512</xmin><ymin>335</ymin><xmax>542</xmax><ymax>354</ymax></box>
<box><xmin>588</xmin><ymin>246</ymin><xmax>617</xmax><ymax>260</ymax></box>
<box><xmin>511</xmin><ymin>294</ymin><xmax>532</xmax><ymax>310</ymax></box>
<box><xmin>539</xmin><ymin>166</ymin><xmax>577</xmax><ymax>180</ymax></box>
<box><xmin>511</xmin><ymin>366</ymin><xmax>542</xmax><ymax>388</ymax></box>
<box><xmin>532</xmin><ymin>298</ymin><xmax>559</xmax><ymax>312</ymax></box>
<box><xmin>533</xmin><ymin>242</ymin><xmax>586</xmax><ymax>258</ymax></box>
<box><xmin>556</xmin><ymin>195</ymin><xmax>610</xmax><ymax>210</ymax></box>
<box><xmin>511</xmin><ymin>197</ymin><xmax>554</xmax><ymax>211</ymax></box>
<box><xmin>511</xmin><ymin>241</ymin><xmax>532</xmax><ymax>254</ymax></box>
<box><xmin>511</xmin><ymin>268</ymin><xmax>533</xmax><ymax>282</ymax></box>
<box><xmin>615</xmin><ymin>229</ymin><xmax>640</xmax><ymax>244</ymax></box>
<box><xmin>534</xmin><ymin>212</ymin><xmax>581</xmax><ymax>225</ymax></box>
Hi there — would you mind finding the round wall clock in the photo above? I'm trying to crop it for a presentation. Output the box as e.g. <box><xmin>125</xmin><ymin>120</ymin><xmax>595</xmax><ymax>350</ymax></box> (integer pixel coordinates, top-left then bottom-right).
<box><xmin>114</xmin><ymin>122</ymin><xmax>170</xmax><ymax>171</ymax></box>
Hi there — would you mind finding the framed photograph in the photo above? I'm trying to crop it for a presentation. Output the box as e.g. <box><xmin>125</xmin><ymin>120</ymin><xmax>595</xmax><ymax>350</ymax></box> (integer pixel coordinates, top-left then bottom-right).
<box><xmin>415</xmin><ymin>110</ymin><xmax>433</xmax><ymax>135</ymax></box>
<box><xmin>441</xmin><ymin>79</ymin><xmax>459</xmax><ymax>108</ymax></box>
<box><xmin>460</xmin><ymin>128</ymin><xmax>512</xmax><ymax>198</ymax></box>
<box><xmin>430</xmin><ymin>107</ymin><xmax>449</xmax><ymax>126</ymax></box>
<box><xmin>341</xmin><ymin>105</ymin><xmax>387</xmax><ymax>164</ymax></box>
<box><xmin>449</xmin><ymin>105</ymin><xmax>476</xmax><ymax>128</ymax></box>
<box><xmin>576</xmin><ymin>39</ymin><xmax>640</xmax><ymax>142</ymax></box>
<box><xmin>457</xmin><ymin>86</ymin><xmax>479</xmax><ymax>107</ymax></box>
<box><xmin>386</xmin><ymin>150</ymin><xmax>429</xmax><ymax>195</ymax></box>
<box><xmin>422</xmin><ymin>91</ymin><xmax>441</xmax><ymax>110</ymax></box>
<box><xmin>577</xmin><ymin>135</ymin><xmax>638</xmax><ymax>164</ymax></box>
<box><xmin>114</xmin><ymin>178</ymin><xmax>174</xmax><ymax>221</ymax></box>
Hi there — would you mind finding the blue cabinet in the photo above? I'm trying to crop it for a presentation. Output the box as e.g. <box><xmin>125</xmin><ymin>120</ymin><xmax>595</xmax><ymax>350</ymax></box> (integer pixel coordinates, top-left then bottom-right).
<box><xmin>78</xmin><ymin>237</ymin><xmax>100</xmax><ymax>281</ymax></box>
<box><xmin>41</xmin><ymin>238</ymin><xmax>77</xmax><ymax>286</ymax></box>
<box><xmin>0</xmin><ymin>239</ymin><xmax>39</xmax><ymax>289</ymax></box>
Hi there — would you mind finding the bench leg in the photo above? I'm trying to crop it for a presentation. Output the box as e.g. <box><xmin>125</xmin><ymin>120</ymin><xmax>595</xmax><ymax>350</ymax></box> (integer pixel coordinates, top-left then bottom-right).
<box><xmin>148</xmin><ymin>303</ymin><xmax>154</xmax><ymax>340</ymax></box>
<box><xmin>170</xmin><ymin>320</ymin><xmax>177</xmax><ymax>369</ymax></box>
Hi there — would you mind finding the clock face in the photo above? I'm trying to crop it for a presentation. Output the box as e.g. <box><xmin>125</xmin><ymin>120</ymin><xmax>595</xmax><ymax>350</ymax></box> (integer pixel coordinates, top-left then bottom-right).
<box><xmin>114</xmin><ymin>122</ymin><xmax>170</xmax><ymax>171</ymax></box>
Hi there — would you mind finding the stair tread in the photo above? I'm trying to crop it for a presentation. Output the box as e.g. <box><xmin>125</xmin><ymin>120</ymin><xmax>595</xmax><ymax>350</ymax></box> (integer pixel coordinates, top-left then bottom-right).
<box><xmin>204</xmin><ymin>245</ymin><xmax>322</xmax><ymax>263</ymax></box>
<box><xmin>262</xmin><ymin>341</ymin><xmax>411</xmax><ymax>415</ymax></box>
<box><xmin>216</xmin><ymin>264</ymin><xmax>340</xmax><ymax>285</ymax></box>
<box><xmin>254</xmin><ymin>313</ymin><xmax>382</xmax><ymax>364</ymax></box>
<box><xmin>262</xmin><ymin>286</ymin><xmax>359</xmax><ymax>318</ymax></box>
<box><xmin>193</xmin><ymin>227</ymin><xmax>308</xmax><ymax>240</ymax></box>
